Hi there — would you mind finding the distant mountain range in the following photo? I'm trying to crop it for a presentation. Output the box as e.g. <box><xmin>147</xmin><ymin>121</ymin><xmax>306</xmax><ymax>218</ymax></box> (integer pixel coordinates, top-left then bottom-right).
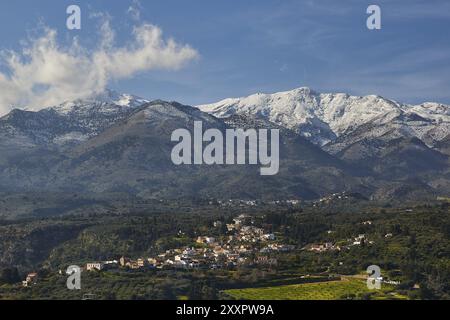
<box><xmin>0</xmin><ymin>88</ymin><xmax>448</xmax><ymax>201</ymax></box>
<box><xmin>198</xmin><ymin>87</ymin><xmax>450</xmax><ymax>149</ymax></box>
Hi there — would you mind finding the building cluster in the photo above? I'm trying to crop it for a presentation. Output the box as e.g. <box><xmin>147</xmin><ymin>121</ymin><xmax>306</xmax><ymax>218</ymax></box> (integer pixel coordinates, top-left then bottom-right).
<box><xmin>22</xmin><ymin>273</ymin><xmax>38</xmax><ymax>287</ymax></box>
<box><xmin>213</xmin><ymin>199</ymin><xmax>301</xmax><ymax>208</ymax></box>
<box><xmin>260</xmin><ymin>243</ymin><xmax>296</xmax><ymax>253</ymax></box>
<box><xmin>306</xmin><ymin>234</ymin><xmax>376</xmax><ymax>253</ymax></box>
<box><xmin>312</xmin><ymin>192</ymin><xmax>352</xmax><ymax>207</ymax></box>
<box><xmin>215</xmin><ymin>200</ymin><xmax>258</xmax><ymax>207</ymax></box>
<box><xmin>307</xmin><ymin>242</ymin><xmax>337</xmax><ymax>253</ymax></box>
<box><xmin>21</xmin><ymin>214</ymin><xmax>295</xmax><ymax>284</ymax></box>
<box><xmin>82</xmin><ymin>214</ymin><xmax>294</xmax><ymax>272</ymax></box>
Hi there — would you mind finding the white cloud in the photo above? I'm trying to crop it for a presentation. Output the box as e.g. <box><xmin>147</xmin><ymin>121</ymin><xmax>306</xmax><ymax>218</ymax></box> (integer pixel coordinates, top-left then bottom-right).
<box><xmin>127</xmin><ymin>0</ymin><xmax>143</xmax><ymax>21</ymax></box>
<box><xmin>0</xmin><ymin>21</ymin><xmax>198</xmax><ymax>116</ymax></box>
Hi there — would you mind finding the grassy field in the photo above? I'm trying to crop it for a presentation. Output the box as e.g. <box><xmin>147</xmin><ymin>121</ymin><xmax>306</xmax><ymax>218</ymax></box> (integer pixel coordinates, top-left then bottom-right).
<box><xmin>223</xmin><ymin>279</ymin><xmax>404</xmax><ymax>300</ymax></box>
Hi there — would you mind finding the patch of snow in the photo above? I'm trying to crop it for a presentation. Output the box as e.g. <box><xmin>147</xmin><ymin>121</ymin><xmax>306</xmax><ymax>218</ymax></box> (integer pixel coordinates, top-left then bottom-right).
<box><xmin>53</xmin><ymin>132</ymin><xmax>90</xmax><ymax>145</ymax></box>
<box><xmin>49</xmin><ymin>89</ymin><xmax>149</xmax><ymax>115</ymax></box>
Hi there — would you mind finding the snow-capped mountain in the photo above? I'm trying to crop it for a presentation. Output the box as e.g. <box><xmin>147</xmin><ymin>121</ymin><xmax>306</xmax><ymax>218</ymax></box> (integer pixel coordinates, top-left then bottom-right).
<box><xmin>197</xmin><ymin>87</ymin><xmax>450</xmax><ymax>147</ymax></box>
<box><xmin>51</xmin><ymin>89</ymin><xmax>149</xmax><ymax>115</ymax></box>
<box><xmin>0</xmin><ymin>89</ymin><xmax>149</xmax><ymax>147</ymax></box>
<box><xmin>0</xmin><ymin>91</ymin><xmax>448</xmax><ymax>201</ymax></box>
<box><xmin>0</xmin><ymin>100</ymin><xmax>368</xmax><ymax>200</ymax></box>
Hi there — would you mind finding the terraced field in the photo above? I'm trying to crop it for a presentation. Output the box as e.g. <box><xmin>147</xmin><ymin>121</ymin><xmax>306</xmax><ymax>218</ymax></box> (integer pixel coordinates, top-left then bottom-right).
<box><xmin>224</xmin><ymin>279</ymin><xmax>403</xmax><ymax>300</ymax></box>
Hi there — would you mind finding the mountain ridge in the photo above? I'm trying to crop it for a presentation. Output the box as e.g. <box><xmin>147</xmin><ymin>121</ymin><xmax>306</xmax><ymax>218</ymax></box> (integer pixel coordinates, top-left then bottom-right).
<box><xmin>0</xmin><ymin>88</ymin><xmax>448</xmax><ymax>201</ymax></box>
<box><xmin>197</xmin><ymin>87</ymin><xmax>450</xmax><ymax>148</ymax></box>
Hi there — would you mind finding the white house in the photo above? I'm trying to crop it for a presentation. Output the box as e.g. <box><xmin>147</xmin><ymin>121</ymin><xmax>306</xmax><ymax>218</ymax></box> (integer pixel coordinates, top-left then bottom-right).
<box><xmin>86</xmin><ymin>262</ymin><xmax>104</xmax><ymax>271</ymax></box>
<box><xmin>262</xmin><ymin>233</ymin><xmax>276</xmax><ymax>241</ymax></box>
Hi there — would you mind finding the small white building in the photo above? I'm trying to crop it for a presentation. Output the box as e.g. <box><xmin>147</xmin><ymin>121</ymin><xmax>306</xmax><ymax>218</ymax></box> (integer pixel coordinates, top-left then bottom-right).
<box><xmin>205</xmin><ymin>237</ymin><xmax>216</xmax><ymax>244</ymax></box>
<box><xmin>183</xmin><ymin>248</ymin><xmax>197</xmax><ymax>256</ymax></box>
<box><xmin>22</xmin><ymin>273</ymin><xmax>38</xmax><ymax>287</ymax></box>
<box><xmin>86</xmin><ymin>263</ymin><xmax>104</xmax><ymax>271</ymax></box>
<box><xmin>262</xmin><ymin>233</ymin><xmax>276</xmax><ymax>241</ymax></box>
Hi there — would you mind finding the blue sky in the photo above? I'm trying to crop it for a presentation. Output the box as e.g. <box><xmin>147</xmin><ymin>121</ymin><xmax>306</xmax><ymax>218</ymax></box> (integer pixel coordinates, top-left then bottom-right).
<box><xmin>0</xmin><ymin>0</ymin><xmax>449</xmax><ymax>112</ymax></box>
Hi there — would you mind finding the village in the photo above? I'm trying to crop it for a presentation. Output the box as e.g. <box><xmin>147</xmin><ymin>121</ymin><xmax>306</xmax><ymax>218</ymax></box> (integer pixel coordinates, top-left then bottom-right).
<box><xmin>81</xmin><ymin>214</ymin><xmax>296</xmax><ymax>273</ymax></box>
<box><xmin>19</xmin><ymin>214</ymin><xmax>293</xmax><ymax>287</ymax></box>
<box><xmin>20</xmin><ymin>215</ymin><xmax>394</xmax><ymax>288</ymax></box>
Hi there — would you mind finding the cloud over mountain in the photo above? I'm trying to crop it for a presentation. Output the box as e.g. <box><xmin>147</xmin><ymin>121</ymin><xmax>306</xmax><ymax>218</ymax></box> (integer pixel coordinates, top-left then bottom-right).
<box><xmin>0</xmin><ymin>19</ymin><xmax>198</xmax><ymax>116</ymax></box>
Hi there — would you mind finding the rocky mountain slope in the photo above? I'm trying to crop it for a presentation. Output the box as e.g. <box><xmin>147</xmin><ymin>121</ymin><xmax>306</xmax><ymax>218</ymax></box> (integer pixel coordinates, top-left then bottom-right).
<box><xmin>2</xmin><ymin>100</ymin><xmax>369</xmax><ymax>199</ymax></box>
<box><xmin>0</xmin><ymin>90</ymin><xmax>149</xmax><ymax>149</ymax></box>
<box><xmin>0</xmin><ymin>88</ymin><xmax>448</xmax><ymax>202</ymax></box>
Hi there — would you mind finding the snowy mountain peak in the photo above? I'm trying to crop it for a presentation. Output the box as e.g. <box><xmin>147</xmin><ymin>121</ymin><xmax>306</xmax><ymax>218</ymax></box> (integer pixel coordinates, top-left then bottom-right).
<box><xmin>91</xmin><ymin>89</ymin><xmax>149</xmax><ymax>107</ymax></box>
<box><xmin>197</xmin><ymin>87</ymin><xmax>450</xmax><ymax>146</ymax></box>
<box><xmin>0</xmin><ymin>90</ymin><xmax>151</xmax><ymax>148</ymax></box>
<box><xmin>198</xmin><ymin>88</ymin><xmax>392</xmax><ymax>144</ymax></box>
<box><xmin>50</xmin><ymin>89</ymin><xmax>149</xmax><ymax>115</ymax></box>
